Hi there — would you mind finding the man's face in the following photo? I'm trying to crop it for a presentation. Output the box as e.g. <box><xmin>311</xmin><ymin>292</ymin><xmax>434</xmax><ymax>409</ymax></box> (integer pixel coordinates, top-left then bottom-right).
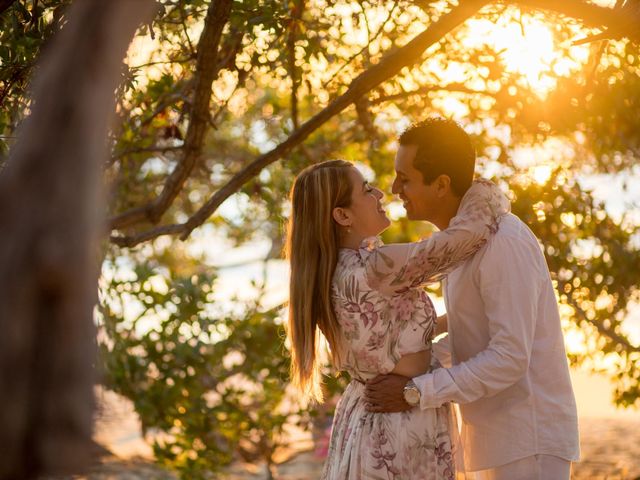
<box><xmin>391</xmin><ymin>145</ymin><xmax>439</xmax><ymax>221</ymax></box>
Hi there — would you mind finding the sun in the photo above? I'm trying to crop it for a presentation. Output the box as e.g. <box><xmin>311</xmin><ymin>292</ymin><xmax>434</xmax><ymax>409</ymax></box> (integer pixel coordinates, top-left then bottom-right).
<box><xmin>461</xmin><ymin>12</ymin><xmax>590</xmax><ymax>96</ymax></box>
<box><xmin>498</xmin><ymin>21</ymin><xmax>556</xmax><ymax>89</ymax></box>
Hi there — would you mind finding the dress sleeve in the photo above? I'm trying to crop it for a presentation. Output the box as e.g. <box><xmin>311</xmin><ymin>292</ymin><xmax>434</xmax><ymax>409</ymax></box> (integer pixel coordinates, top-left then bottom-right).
<box><xmin>362</xmin><ymin>180</ymin><xmax>510</xmax><ymax>296</ymax></box>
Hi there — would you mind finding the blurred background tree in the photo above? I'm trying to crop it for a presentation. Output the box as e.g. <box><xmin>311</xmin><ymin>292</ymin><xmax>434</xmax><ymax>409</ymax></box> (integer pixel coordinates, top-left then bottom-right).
<box><xmin>1</xmin><ymin>0</ymin><xmax>639</xmax><ymax>478</ymax></box>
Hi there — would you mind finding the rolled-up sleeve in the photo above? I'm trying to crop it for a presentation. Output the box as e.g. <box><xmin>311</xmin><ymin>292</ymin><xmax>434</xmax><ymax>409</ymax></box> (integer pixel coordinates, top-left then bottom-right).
<box><xmin>432</xmin><ymin>333</ymin><xmax>452</xmax><ymax>368</ymax></box>
<box><xmin>413</xmin><ymin>234</ymin><xmax>544</xmax><ymax>408</ymax></box>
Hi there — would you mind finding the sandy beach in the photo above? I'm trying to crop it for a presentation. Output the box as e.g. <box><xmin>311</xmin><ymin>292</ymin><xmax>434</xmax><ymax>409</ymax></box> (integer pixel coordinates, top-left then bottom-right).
<box><xmin>86</xmin><ymin>369</ymin><xmax>640</xmax><ymax>480</ymax></box>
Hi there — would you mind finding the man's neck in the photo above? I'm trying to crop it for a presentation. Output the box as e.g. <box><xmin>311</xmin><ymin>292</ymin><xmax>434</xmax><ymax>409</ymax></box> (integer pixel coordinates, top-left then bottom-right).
<box><xmin>432</xmin><ymin>196</ymin><xmax>462</xmax><ymax>231</ymax></box>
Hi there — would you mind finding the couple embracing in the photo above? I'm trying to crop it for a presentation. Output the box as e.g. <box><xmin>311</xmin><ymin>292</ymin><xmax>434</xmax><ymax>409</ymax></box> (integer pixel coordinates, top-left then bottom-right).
<box><xmin>285</xmin><ymin>118</ymin><xmax>579</xmax><ymax>480</ymax></box>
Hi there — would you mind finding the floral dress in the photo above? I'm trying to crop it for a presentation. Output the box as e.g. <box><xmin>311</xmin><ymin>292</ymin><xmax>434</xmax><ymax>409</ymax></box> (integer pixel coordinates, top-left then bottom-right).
<box><xmin>321</xmin><ymin>180</ymin><xmax>510</xmax><ymax>480</ymax></box>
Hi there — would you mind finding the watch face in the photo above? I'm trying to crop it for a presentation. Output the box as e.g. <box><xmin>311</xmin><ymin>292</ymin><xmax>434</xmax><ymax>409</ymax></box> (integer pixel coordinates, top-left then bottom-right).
<box><xmin>404</xmin><ymin>388</ymin><xmax>420</xmax><ymax>406</ymax></box>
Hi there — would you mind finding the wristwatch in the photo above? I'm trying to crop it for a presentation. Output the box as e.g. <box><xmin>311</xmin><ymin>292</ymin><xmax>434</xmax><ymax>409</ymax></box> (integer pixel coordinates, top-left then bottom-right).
<box><xmin>403</xmin><ymin>379</ymin><xmax>421</xmax><ymax>407</ymax></box>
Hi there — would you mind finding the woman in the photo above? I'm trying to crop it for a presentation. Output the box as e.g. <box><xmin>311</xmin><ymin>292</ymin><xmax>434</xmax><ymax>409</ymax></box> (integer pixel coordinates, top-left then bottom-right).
<box><xmin>285</xmin><ymin>160</ymin><xmax>509</xmax><ymax>479</ymax></box>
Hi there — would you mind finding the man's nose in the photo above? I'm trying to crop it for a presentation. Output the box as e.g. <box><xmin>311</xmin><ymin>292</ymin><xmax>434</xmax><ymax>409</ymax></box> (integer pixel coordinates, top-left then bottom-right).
<box><xmin>391</xmin><ymin>178</ymin><xmax>399</xmax><ymax>194</ymax></box>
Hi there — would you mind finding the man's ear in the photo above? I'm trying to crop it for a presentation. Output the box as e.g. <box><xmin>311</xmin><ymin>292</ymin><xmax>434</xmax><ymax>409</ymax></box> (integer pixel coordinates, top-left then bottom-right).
<box><xmin>434</xmin><ymin>174</ymin><xmax>452</xmax><ymax>197</ymax></box>
<box><xmin>332</xmin><ymin>207</ymin><xmax>352</xmax><ymax>227</ymax></box>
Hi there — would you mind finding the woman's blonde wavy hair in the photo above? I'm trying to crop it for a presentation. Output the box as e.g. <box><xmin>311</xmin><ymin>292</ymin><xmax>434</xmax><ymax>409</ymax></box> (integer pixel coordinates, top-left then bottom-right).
<box><xmin>285</xmin><ymin>160</ymin><xmax>353</xmax><ymax>402</ymax></box>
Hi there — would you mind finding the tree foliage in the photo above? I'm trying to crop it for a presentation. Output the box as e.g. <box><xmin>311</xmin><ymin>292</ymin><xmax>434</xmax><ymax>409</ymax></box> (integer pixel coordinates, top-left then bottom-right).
<box><xmin>2</xmin><ymin>0</ymin><xmax>639</xmax><ymax>478</ymax></box>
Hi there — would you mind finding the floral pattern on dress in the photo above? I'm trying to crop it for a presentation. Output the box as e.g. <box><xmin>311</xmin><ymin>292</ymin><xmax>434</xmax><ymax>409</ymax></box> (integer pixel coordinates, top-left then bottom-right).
<box><xmin>321</xmin><ymin>180</ymin><xmax>510</xmax><ymax>480</ymax></box>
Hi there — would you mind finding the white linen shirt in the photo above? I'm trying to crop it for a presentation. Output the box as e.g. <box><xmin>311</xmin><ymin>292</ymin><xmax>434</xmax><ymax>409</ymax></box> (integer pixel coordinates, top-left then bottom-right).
<box><xmin>413</xmin><ymin>213</ymin><xmax>580</xmax><ymax>472</ymax></box>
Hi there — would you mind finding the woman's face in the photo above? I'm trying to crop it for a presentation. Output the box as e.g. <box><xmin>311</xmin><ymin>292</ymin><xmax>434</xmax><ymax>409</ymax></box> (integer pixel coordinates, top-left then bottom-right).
<box><xmin>342</xmin><ymin>167</ymin><xmax>390</xmax><ymax>238</ymax></box>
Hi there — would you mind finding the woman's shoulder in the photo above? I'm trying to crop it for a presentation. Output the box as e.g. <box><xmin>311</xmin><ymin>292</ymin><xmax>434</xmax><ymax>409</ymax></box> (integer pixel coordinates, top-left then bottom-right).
<box><xmin>334</xmin><ymin>249</ymin><xmax>361</xmax><ymax>282</ymax></box>
<box><xmin>336</xmin><ymin>237</ymin><xmax>384</xmax><ymax>268</ymax></box>
<box><xmin>333</xmin><ymin>243</ymin><xmax>381</xmax><ymax>294</ymax></box>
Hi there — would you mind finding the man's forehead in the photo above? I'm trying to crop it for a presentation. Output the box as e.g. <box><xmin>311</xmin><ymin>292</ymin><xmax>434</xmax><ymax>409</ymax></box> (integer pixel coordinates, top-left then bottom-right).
<box><xmin>395</xmin><ymin>145</ymin><xmax>418</xmax><ymax>170</ymax></box>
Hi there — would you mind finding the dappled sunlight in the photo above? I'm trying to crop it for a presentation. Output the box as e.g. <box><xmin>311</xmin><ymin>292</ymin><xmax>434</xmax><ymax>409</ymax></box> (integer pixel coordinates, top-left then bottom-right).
<box><xmin>434</xmin><ymin>95</ymin><xmax>471</xmax><ymax>118</ymax></box>
<box><xmin>563</xmin><ymin>325</ymin><xmax>589</xmax><ymax>356</ymax></box>
<box><xmin>622</xmin><ymin>303</ymin><xmax>640</xmax><ymax>345</ymax></box>
<box><xmin>531</xmin><ymin>164</ymin><xmax>553</xmax><ymax>185</ymax></box>
<box><xmin>509</xmin><ymin>138</ymin><xmax>575</xmax><ymax>186</ymax></box>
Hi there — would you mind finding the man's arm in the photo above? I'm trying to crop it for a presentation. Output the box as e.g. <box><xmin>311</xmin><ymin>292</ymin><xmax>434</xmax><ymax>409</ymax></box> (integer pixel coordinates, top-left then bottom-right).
<box><xmin>435</xmin><ymin>313</ymin><xmax>448</xmax><ymax>337</ymax></box>
<box><xmin>366</xmin><ymin>234</ymin><xmax>544</xmax><ymax>411</ymax></box>
<box><xmin>432</xmin><ymin>324</ymin><xmax>452</xmax><ymax>368</ymax></box>
<box><xmin>365</xmin><ymin>316</ymin><xmax>449</xmax><ymax>413</ymax></box>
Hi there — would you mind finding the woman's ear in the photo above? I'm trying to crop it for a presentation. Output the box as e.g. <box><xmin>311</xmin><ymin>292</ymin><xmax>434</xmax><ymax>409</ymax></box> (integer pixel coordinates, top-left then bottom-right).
<box><xmin>332</xmin><ymin>207</ymin><xmax>351</xmax><ymax>227</ymax></box>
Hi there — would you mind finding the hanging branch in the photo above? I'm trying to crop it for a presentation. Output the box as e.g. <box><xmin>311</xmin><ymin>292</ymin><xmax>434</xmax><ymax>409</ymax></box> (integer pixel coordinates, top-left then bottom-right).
<box><xmin>179</xmin><ymin>2</ymin><xmax>197</xmax><ymax>59</ymax></box>
<box><xmin>208</xmin><ymin>25</ymin><xmax>247</xmax><ymax>129</ymax></box>
<box><xmin>370</xmin><ymin>82</ymin><xmax>494</xmax><ymax>105</ymax></box>
<box><xmin>355</xmin><ymin>96</ymin><xmax>378</xmax><ymax>143</ymax></box>
<box><xmin>287</xmin><ymin>0</ymin><xmax>305</xmax><ymax>130</ymax></box>
<box><xmin>564</xmin><ymin>292</ymin><xmax>640</xmax><ymax>353</ymax></box>
<box><xmin>323</xmin><ymin>2</ymin><xmax>399</xmax><ymax>90</ymax></box>
<box><xmin>110</xmin><ymin>0</ymin><xmax>491</xmax><ymax>248</ymax></box>
<box><xmin>109</xmin><ymin>0</ymin><xmax>233</xmax><ymax>231</ymax></box>
<box><xmin>210</xmin><ymin>69</ymin><xmax>247</xmax><ymax>128</ymax></box>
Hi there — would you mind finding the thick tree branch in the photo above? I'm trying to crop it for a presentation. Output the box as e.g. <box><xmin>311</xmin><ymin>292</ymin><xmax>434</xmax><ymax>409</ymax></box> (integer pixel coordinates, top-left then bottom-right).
<box><xmin>110</xmin><ymin>0</ymin><xmax>490</xmax><ymax>248</ymax></box>
<box><xmin>110</xmin><ymin>223</ymin><xmax>187</xmax><ymax>247</ymax></box>
<box><xmin>109</xmin><ymin>0</ymin><xmax>233</xmax><ymax>231</ymax></box>
<box><xmin>508</xmin><ymin>0</ymin><xmax>640</xmax><ymax>43</ymax></box>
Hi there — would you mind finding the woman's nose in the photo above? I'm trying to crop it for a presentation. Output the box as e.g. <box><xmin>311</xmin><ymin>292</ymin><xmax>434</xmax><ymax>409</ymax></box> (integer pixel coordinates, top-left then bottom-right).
<box><xmin>391</xmin><ymin>178</ymin><xmax>399</xmax><ymax>194</ymax></box>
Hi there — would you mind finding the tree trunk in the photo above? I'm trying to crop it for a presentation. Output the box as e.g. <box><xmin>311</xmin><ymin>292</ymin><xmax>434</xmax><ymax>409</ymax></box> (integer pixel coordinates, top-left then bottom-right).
<box><xmin>0</xmin><ymin>1</ymin><xmax>156</xmax><ymax>478</ymax></box>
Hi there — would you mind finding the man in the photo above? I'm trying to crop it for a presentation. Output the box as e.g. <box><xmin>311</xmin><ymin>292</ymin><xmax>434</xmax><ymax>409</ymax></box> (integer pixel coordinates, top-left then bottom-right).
<box><xmin>364</xmin><ymin>118</ymin><xmax>579</xmax><ymax>479</ymax></box>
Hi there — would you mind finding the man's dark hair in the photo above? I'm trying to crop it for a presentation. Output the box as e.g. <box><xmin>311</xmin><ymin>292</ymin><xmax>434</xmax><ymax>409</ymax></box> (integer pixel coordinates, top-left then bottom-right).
<box><xmin>398</xmin><ymin>117</ymin><xmax>475</xmax><ymax>197</ymax></box>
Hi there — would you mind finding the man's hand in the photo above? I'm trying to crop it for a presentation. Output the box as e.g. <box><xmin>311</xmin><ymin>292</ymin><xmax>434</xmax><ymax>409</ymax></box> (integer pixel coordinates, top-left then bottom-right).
<box><xmin>364</xmin><ymin>374</ymin><xmax>412</xmax><ymax>413</ymax></box>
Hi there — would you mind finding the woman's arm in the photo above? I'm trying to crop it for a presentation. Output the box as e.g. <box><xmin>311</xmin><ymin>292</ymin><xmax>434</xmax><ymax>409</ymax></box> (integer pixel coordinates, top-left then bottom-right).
<box><xmin>363</xmin><ymin>180</ymin><xmax>510</xmax><ymax>296</ymax></box>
